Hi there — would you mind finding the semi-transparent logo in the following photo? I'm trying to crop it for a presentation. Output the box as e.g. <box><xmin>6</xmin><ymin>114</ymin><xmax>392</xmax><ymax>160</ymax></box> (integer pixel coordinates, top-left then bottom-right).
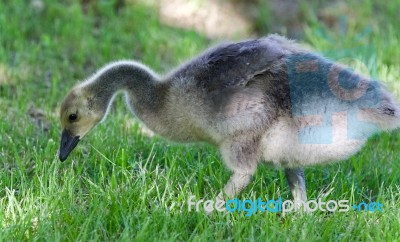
<box><xmin>286</xmin><ymin>53</ymin><xmax>381</xmax><ymax>144</ymax></box>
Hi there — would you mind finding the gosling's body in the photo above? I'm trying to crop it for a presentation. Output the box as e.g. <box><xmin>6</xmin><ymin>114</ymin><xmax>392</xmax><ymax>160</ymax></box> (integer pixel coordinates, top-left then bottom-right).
<box><xmin>59</xmin><ymin>34</ymin><xmax>400</xmax><ymax>202</ymax></box>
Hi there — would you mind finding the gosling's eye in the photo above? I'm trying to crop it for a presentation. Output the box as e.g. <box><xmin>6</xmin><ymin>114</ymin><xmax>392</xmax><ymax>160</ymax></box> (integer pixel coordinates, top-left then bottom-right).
<box><xmin>68</xmin><ymin>114</ymin><xmax>78</xmax><ymax>122</ymax></box>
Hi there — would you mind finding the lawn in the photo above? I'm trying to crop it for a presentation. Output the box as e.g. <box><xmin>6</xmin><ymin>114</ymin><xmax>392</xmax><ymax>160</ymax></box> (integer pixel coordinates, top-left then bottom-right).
<box><xmin>0</xmin><ymin>0</ymin><xmax>399</xmax><ymax>241</ymax></box>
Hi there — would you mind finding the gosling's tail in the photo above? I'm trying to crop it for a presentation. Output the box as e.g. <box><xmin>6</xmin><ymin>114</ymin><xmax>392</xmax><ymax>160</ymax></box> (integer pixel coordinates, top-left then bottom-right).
<box><xmin>371</xmin><ymin>86</ymin><xmax>400</xmax><ymax>131</ymax></box>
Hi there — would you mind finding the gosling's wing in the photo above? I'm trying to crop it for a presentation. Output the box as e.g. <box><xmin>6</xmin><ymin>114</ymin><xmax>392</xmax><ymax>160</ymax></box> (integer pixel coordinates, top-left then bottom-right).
<box><xmin>195</xmin><ymin>38</ymin><xmax>285</xmax><ymax>91</ymax></box>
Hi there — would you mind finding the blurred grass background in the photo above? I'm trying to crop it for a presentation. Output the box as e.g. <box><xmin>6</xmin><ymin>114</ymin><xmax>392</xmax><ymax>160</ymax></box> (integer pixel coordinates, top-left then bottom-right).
<box><xmin>0</xmin><ymin>0</ymin><xmax>399</xmax><ymax>241</ymax></box>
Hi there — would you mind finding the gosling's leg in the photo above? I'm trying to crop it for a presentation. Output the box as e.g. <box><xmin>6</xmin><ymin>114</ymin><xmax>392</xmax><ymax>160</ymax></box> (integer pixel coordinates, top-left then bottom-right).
<box><xmin>284</xmin><ymin>167</ymin><xmax>307</xmax><ymax>202</ymax></box>
<box><xmin>213</xmin><ymin>171</ymin><xmax>254</xmax><ymax>213</ymax></box>
<box><xmin>219</xmin><ymin>172</ymin><xmax>253</xmax><ymax>198</ymax></box>
<box><xmin>213</xmin><ymin>137</ymin><xmax>259</xmax><ymax>212</ymax></box>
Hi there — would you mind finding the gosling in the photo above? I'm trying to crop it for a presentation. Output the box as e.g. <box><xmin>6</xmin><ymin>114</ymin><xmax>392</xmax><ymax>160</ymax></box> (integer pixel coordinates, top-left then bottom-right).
<box><xmin>59</xmin><ymin>34</ymin><xmax>400</xmax><ymax>203</ymax></box>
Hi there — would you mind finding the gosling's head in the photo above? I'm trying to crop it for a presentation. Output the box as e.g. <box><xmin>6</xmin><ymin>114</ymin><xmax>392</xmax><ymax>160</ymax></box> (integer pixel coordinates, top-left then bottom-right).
<box><xmin>59</xmin><ymin>86</ymin><xmax>104</xmax><ymax>161</ymax></box>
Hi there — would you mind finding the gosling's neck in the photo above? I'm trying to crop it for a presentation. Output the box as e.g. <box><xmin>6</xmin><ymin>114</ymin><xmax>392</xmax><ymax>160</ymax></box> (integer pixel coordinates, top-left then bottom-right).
<box><xmin>81</xmin><ymin>61</ymin><xmax>166</xmax><ymax>116</ymax></box>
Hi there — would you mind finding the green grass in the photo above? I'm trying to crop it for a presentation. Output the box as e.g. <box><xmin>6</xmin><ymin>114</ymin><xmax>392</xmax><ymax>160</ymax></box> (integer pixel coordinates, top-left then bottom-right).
<box><xmin>1</xmin><ymin>0</ymin><xmax>400</xmax><ymax>241</ymax></box>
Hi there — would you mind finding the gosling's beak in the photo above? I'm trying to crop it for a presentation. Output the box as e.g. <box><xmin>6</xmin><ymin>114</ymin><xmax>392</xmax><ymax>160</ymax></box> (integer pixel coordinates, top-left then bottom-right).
<box><xmin>59</xmin><ymin>129</ymin><xmax>80</xmax><ymax>161</ymax></box>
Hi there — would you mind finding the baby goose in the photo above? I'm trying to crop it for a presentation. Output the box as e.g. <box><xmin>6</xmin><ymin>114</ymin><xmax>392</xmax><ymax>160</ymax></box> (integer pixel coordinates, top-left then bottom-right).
<box><xmin>59</xmin><ymin>34</ymin><xmax>400</xmax><ymax>203</ymax></box>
